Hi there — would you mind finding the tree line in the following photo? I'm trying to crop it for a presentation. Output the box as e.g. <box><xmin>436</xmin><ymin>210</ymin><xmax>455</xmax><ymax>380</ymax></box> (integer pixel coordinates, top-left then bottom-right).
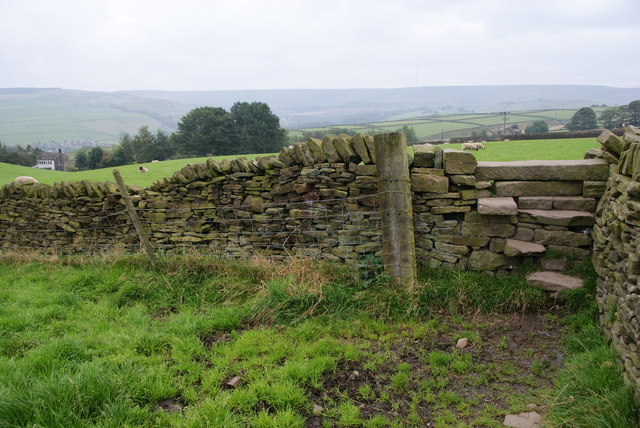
<box><xmin>567</xmin><ymin>101</ymin><xmax>640</xmax><ymax>131</ymax></box>
<box><xmin>75</xmin><ymin>102</ymin><xmax>287</xmax><ymax>170</ymax></box>
<box><xmin>0</xmin><ymin>144</ymin><xmax>43</xmax><ymax>167</ymax></box>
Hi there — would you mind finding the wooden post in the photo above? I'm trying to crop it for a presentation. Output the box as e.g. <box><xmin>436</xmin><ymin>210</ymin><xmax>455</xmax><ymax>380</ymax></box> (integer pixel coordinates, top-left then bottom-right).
<box><xmin>112</xmin><ymin>169</ymin><xmax>155</xmax><ymax>263</ymax></box>
<box><xmin>374</xmin><ymin>132</ymin><xmax>417</xmax><ymax>289</ymax></box>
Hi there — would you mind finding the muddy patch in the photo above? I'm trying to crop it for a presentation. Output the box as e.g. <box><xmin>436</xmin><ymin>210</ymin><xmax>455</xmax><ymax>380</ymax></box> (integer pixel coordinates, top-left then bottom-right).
<box><xmin>306</xmin><ymin>313</ymin><xmax>563</xmax><ymax>427</ymax></box>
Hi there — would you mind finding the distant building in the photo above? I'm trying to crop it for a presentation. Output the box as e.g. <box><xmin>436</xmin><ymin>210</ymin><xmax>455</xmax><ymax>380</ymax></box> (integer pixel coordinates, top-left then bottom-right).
<box><xmin>497</xmin><ymin>128</ymin><xmax>523</xmax><ymax>136</ymax></box>
<box><xmin>34</xmin><ymin>149</ymin><xmax>73</xmax><ymax>171</ymax></box>
<box><xmin>35</xmin><ymin>159</ymin><xmax>56</xmax><ymax>170</ymax></box>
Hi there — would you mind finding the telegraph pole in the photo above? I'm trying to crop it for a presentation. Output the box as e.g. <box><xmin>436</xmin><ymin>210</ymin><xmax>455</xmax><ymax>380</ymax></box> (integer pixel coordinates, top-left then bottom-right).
<box><xmin>501</xmin><ymin>111</ymin><xmax>510</xmax><ymax>136</ymax></box>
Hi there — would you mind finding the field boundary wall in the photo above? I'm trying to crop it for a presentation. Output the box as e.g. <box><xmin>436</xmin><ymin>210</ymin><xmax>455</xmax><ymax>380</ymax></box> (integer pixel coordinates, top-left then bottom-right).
<box><xmin>1</xmin><ymin>127</ymin><xmax>639</xmax><ymax>401</ymax></box>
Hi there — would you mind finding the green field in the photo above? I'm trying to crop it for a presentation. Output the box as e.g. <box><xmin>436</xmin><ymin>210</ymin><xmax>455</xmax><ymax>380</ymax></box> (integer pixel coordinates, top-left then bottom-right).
<box><xmin>0</xmin><ymin>89</ymin><xmax>187</xmax><ymax>146</ymax></box>
<box><xmin>443</xmin><ymin>138</ymin><xmax>599</xmax><ymax>161</ymax></box>
<box><xmin>0</xmin><ymin>253</ymin><xmax>636</xmax><ymax>427</ymax></box>
<box><xmin>295</xmin><ymin>109</ymin><xmax>606</xmax><ymax>141</ymax></box>
<box><xmin>0</xmin><ymin>138</ymin><xmax>598</xmax><ymax>188</ymax></box>
<box><xmin>0</xmin><ymin>153</ymin><xmax>271</xmax><ymax>188</ymax></box>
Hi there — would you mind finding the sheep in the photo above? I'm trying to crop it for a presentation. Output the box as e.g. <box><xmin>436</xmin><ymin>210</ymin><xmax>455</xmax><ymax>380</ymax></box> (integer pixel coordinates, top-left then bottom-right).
<box><xmin>474</xmin><ymin>142</ymin><xmax>485</xmax><ymax>150</ymax></box>
<box><xmin>462</xmin><ymin>142</ymin><xmax>478</xmax><ymax>151</ymax></box>
<box><xmin>139</xmin><ymin>166</ymin><xmax>149</xmax><ymax>173</ymax></box>
<box><xmin>14</xmin><ymin>176</ymin><xmax>39</xmax><ymax>185</ymax></box>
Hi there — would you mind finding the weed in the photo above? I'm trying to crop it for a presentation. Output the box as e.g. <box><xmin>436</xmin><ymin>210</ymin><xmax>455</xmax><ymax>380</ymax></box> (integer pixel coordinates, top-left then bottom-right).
<box><xmin>390</xmin><ymin>371</ymin><xmax>410</xmax><ymax>392</ymax></box>
<box><xmin>334</xmin><ymin>401</ymin><xmax>362</xmax><ymax>426</ymax></box>
<box><xmin>358</xmin><ymin>384</ymin><xmax>375</xmax><ymax>401</ymax></box>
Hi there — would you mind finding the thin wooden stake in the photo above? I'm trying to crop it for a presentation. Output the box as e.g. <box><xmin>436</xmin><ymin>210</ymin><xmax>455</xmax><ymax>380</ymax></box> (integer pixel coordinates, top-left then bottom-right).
<box><xmin>112</xmin><ymin>169</ymin><xmax>155</xmax><ymax>263</ymax></box>
<box><xmin>374</xmin><ymin>132</ymin><xmax>417</xmax><ymax>289</ymax></box>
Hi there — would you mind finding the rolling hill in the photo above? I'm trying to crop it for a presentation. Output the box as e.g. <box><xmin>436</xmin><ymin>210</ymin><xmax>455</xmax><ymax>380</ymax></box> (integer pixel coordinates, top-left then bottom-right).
<box><xmin>0</xmin><ymin>85</ymin><xmax>638</xmax><ymax>148</ymax></box>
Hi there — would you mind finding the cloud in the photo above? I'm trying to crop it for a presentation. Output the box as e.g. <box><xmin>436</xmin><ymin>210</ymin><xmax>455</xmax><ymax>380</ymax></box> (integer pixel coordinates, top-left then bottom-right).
<box><xmin>0</xmin><ymin>0</ymin><xmax>638</xmax><ymax>90</ymax></box>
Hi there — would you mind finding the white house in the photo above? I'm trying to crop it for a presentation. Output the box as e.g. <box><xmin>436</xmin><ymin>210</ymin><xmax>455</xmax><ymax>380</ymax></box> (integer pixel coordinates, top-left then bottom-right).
<box><xmin>34</xmin><ymin>159</ymin><xmax>55</xmax><ymax>170</ymax></box>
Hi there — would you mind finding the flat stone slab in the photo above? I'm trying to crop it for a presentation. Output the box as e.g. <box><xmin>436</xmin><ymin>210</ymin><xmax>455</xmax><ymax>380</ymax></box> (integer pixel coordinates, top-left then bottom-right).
<box><xmin>526</xmin><ymin>271</ymin><xmax>584</xmax><ymax>291</ymax></box>
<box><xmin>533</xmin><ymin>229</ymin><xmax>592</xmax><ymax>247</ymax></box>
<box><xmin>496</xmin><ymin>181</ymin><xmax>583</xmax><ymax>197</ymax></box>
<box><xmin>551</xmin><ymin>196</ymin><xmax>597</xmax><ymax>211</ymax></box>
<box><xmin>518</xmin><ymin>209</ymin><xmax>595</xmax><ymax>227</ymax></box>
<box><xmin>476</xmin><ymin>159</ymin><xmax>609</xmax><ymax>181</ymax></box>
<box><xmin>518</xmin><ymin>196</ymin><xmax>597</xmax><ymax>211</ymax></box>
<box><xmin>443</xmin><ymin>149</ymin><xmax>477</xmax><ymax>174</ymax></box>
<box><xmin>503</xmin><ymin>411</ymin><xmax>541</xmax><ymax>428</ymax></box>
<box><xmin>478</xmin><ymin>197</ymin><xmax>518</xmax><ymax>215</ymax></box>
<box><xmin>518</xmin><ymin>196</ymin><xmax>554</xmax><ymax>209</ymax></box>
<box><xmin>503</xmin><ymin>239</ymin><xmax>546</xmax><ymax>257</ymax></box>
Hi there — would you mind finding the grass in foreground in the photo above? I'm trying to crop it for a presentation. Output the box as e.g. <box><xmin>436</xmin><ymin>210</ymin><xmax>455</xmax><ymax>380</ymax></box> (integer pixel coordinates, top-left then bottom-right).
<box><xmin>0</xmin><ymin>252</ymin><xmax>636</xmax><ymax>427</ymax></box>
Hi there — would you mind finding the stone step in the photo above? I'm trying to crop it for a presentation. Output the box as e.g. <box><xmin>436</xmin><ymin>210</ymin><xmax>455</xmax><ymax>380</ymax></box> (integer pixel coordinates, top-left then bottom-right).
<box><xmin>503</xmin><ymin>239</ymin><xmax>546</xmax><ymax>257</ymax></box>
<box><xmin>518</xmin><ymin>196</ymin><xmax>597</xmax><ymax>211</ymax></box>
<box><xmin>495</xmin><ymin>181</ymin><xmax>584</xmax><ymax>197</ymax></box>
<box><xmin>526</xmin><ymin>271</ymin><xmax>583</xmax><ymax>292</ymax></box>
<box><xmin>475</xmin><ymin>159</ymin><xmax>609</xmax><ymax>181</ymax></box>
<box><xmin>478</xmin><ymin>197</ymin><xmax>518</xmax><ymax>215</ymax></box>
<box><xmin>517</xmin><ymin>209</ymin><xmax>595</xmax><ymax>227</ymax></box>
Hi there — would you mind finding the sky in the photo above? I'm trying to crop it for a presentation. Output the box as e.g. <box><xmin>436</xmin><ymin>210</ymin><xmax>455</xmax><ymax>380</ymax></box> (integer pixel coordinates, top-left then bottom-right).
<box><xmin>0</xmin><ymin>0</ymin><xmax>639</xmax><ymax>92</ymax></box>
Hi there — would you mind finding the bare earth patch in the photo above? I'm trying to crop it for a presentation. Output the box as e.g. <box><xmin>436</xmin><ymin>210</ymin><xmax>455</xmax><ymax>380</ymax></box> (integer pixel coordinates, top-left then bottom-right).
<box><xmin>306</xmin><ymin>312</ymin><xmax>563</xmax><ymax>427</ymax></box>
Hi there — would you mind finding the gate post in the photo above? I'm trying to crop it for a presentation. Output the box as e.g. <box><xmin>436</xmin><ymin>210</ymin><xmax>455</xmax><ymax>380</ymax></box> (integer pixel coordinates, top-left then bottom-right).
<box><xmin>374</xmin><ymin>132</ymin><xmax>417</xmax><ymax>289</ymax></box>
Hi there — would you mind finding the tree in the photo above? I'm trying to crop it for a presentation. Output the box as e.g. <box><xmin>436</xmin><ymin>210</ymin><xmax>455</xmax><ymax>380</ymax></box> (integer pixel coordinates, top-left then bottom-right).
<box><xmin>396</xmin><ymin>125</ymin><xmax>418</xmax><ymax>143</ymax></box>
<box><xmin>0</xmin><ymin>144</ymin><xmax>42</xmax><ymax>166</ymax></box>
<box><xmin>130</xmin><ymin>125</ymin><xmax>155</xmax><ymax>162</ymax></box>
<box><xmin>75</xmin><ymin>149</ymin><xmax>88</xmax><ymax>170</ymax></box>
<box><xmin>230</xmin><ymin>102</ymin><xmax>286</xmax><ymax>154</ymax></box>
<box><xmin>599</xmin><ymin>107</ymin><xmax>622</xmax><ymax>129</ymax></box>
<box><xmin>628</xmin><ymin>100</ymin><xmax>640</xmax><ymax>126</ymax></box>
<box><xmin>173</xmin><ymin>107</ymin><xmax>237</xmax><ymax>156</ymax></box>
<box><xmin>525</xmin><ymin>120</ymin><xmax>549</xmax><ymax>133</ymax></box>
<box><xmin>86</xmin><ymin>146</ymin><xmax>105</xmax><ymax>169</ymax></box>
<box><xmin>152</xmin><ymin>129</ymin><xmax>174</xmax><ymax>160</ymax></box>
<box><xmin>566</xmin><ymin>107</ymin><xmax>598</xmax><ymax>131</ymax></box>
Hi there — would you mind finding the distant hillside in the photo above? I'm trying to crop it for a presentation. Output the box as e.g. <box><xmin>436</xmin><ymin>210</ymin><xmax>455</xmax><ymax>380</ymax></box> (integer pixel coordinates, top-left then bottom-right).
<box><xmin>124</xmin><ymin>85</ymin><xmax>640</xmax><ymax>127</ymax></box>
<box><xmin>0</xmin><ymin>85</ymin><xmax>638</xmax><ymax>148</ymax></box>
<box><xmin>0</xmin><ymin>88</ymin><xmax>188</xmax><ymax>148</ymax></box>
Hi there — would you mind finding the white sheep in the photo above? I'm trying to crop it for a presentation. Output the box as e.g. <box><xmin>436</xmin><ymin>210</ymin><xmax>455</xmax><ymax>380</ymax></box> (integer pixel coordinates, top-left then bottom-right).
<box><xmin>462</xmin><ymin>142</ymin><xmax>478</xmax><ymax>151</ymax></box>
<box><xmin>474</xmin><ymin>142</ymin><xmax>485</xmax><ymax>150</ymax></box>
<box><xmin>139</xmin><ymin>166</ymin><xmax>149</xmax><ymax>173</ymax></box>
<box><xmin>14</xmin><ymin>176</ymin><xmax>39</xmax><ymax>185</ymax></box>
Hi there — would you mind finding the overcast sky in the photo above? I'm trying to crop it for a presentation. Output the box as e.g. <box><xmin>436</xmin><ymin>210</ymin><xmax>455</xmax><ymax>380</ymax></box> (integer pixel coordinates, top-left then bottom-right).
<box><xmin>1</xmin><ymin>0</ymin><xmax>638</xmax><ymax>92</ymax></box>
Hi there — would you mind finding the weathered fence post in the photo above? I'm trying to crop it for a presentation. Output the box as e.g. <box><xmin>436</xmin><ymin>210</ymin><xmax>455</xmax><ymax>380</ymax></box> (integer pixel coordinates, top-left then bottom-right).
<box><xmin>374</xmin><ymin>132</ymin><xmax>417</xmax><ymax>289</ymax></box>
<box><xmin>112</xmin><ymin>169</ymin><xmax>155</xmax><ymax>263</ymax></box>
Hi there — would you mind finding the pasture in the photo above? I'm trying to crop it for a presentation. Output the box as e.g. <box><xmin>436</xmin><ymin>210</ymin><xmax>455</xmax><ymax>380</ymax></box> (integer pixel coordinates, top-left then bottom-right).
<box><xmin>292</xmin><ymin>109</ymin><xmax>604</xmax><ymax>141</ymax></box>
<box><xmin>0</xmin><ymin>253</ymin><xmax>636</xmax><ymax>427</ymax></box>
<box><xmin>0</xmin><ymin>138</ymin><xmax>598</xmax><ymax>187</ymax></box>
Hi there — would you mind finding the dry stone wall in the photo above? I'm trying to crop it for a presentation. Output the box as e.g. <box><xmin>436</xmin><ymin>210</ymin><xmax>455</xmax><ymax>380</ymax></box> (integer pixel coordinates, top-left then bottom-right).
<box><xmin>1</xmin><ymin>128</ymin><xmax>638</xmax><ymax>400</ymax></box>
<box><xmin>591</xmin><ymin>126</ymin><xmax>640</xmax><ymax>403</ymax></box>
<box><xmin>1</xmin><ymin>133</ymin><xmax>607</xmax><ymax>271</ymax></box>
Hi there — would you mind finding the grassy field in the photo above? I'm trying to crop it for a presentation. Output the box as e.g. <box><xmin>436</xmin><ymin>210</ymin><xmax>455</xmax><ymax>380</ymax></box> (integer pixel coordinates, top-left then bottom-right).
<box><xmin>293</xmin><ymin>109</ymin><xmax>606</xmax><ymax>141</ymax></box>
<box><xmin>442</xmin><ymin>138</ymin><xmax>599</xmax><ymax>161</ymax></box>
<box><xmin>0</xmin><ymin>253</ymin><xmax>636</xmax><ymax>427</ymax></box>
<box><xmin>0</xmin><ymin>138</ymin><xmax>598</xmax><ymax>188</ymax></box>
<box><xmin>0</xmin><ymin>89</ymin><xmax>187</xmax><ymax>146</ymax></box>
<box><xmin>0</xmin><ymin>153</ymin><xmax>269</xmax><ymax>188</ymax></box>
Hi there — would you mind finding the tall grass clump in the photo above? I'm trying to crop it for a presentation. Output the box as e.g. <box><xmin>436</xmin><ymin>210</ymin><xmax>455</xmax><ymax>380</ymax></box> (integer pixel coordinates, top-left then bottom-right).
<box><xmin>545</xmin><ymin>262</ymin><xmax>640</xmax><ymax>427</ymax></box>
